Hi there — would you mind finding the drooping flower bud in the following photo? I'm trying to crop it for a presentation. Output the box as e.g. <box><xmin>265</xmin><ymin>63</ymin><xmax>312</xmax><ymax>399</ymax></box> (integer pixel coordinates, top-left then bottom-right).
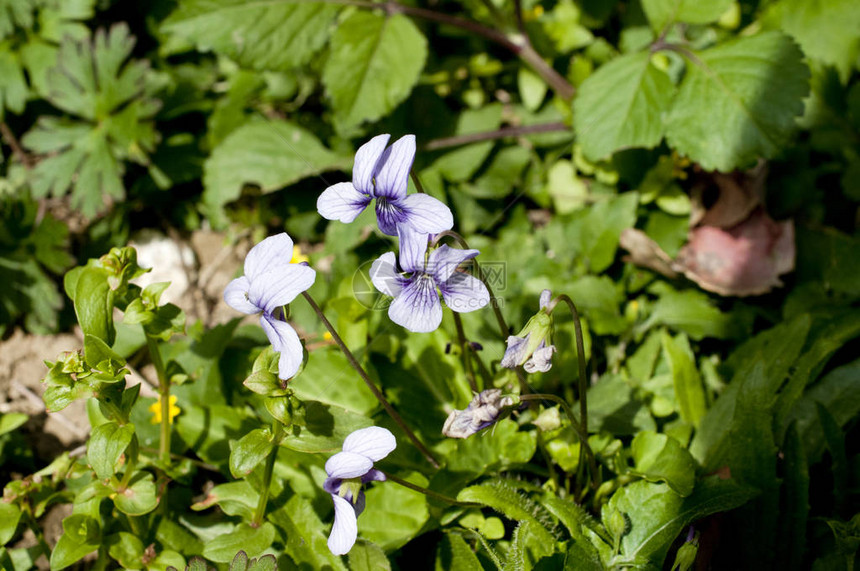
<box><xmin>442</xmin><ymin>389</ymin><xmax>516</xmax><ymax>439</ymax></box>
<box><xmin>501</xmin><ymin>290</ymin><xmax>556</xmax><ymax>372</ymax></box>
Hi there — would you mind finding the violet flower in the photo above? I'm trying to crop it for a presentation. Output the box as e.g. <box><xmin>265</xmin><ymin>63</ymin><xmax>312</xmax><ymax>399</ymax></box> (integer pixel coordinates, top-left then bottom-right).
<box><xmin>323</xmin><ymin>426</ymin><xmax>396</xmax><ymax>555</ymax></box>
<box><xmin>442</xmin><ymin>389</ymin><xmax>515</xmax><ymax>439</ymax></box>
<box><xmin>223</xmin><ymin>233</ymin><xmax>315</xmax><ymax>380</ymax></box>
<box><xmin>369</xmin><ymin>230</ymin><xmax>489</xmax><ymax>333</ymax></box>
<box><xmin>317</xmin><ymin>134</ymin><xmax>453</xmax><ymax>236</ymax></box>
<box><xmin>501</xmin><ymin>289</ymin><xmax>557</xmax><ymax>373</ymax></box>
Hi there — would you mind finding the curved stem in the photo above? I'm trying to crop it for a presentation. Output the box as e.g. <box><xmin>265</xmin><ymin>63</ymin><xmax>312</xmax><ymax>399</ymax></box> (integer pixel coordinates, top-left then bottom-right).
<box><xmin>381</xmin><ymin>471</ymin><xmax>481</xmax><ymax>507</ymax></box>
<box><xmin>252</xmin><ymin>420</ymin><xmax>283</xmax><ymax>526</ymax></box>
<box><xmin>519</xmin><ymin>393</ymin><xmax>598</xmax><ymax>488</ymax></box>
<box><xmin>146</xmin><ymin>335</ymin><xmax>172</xmax><ymax>468</ymax></box>
<box><xmin>302</xmin><ymin>292</ymin><xmax>441</xmax><ymax>469</ymax></box>
<box><xmin>410</xmin><ymin>171</ymin><xmax>426</xmax><ymax>194</ymax></box>
<box><xmin>545</xmin><ymin>295</ymin><xmax>588</xmax><ymax>448</ymax></box>
<box><xmin>453</xmin><ymin>313</ymin><xmax>479</xmax><ymax>393</ymax></box>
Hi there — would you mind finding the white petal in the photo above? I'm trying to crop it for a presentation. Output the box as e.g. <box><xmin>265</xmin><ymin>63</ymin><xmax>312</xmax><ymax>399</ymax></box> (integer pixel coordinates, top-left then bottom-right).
<box><xmin>374</xmin><ymin>135</ymin><xmax>415</xmax><ymax>199</ymax></box>
<box><xmin>400</xmin><ymin>193</ymin><xmax>454</xmax><ymax>234</ymax></box>
<box><xmin>260</xmin><ymin>316</ymin><xmax>304</xmax><ymax>380</ymax></box>
<box><xmin>524</xmin><ymin>345</ymin><xmax>556</xmax><ymax>373</ymax></box>
<box><xmin>388</xmin><ymin>276</ymin><xmax>443</xmax><ymax>333</ymax></box>
<box><xmin>440</xmin><ymin>272</ymin><xmax>489</xmax><ymax>314</ymax></box>
<box><xmin>328</xmin><ymin>494</ymin><xmax>358</xmax><ymax>556</ymax></box>
<box><xmin>370</xmin><ymin>252</ymin><xmax>403</xmax><ymax>298</ymax></box>
<box><xmin>397</xmin><ymin>226</ymin><xmax>429</xmax><ymax>274</ymax></box>
<box><xmin>223</xmin><ymin>276</ymin><xmax>258</xmax><ymax>314</ymax></box>
<box><xmin>248</xmin><ymin>264</ymin><xmax>316</xmax><ymax>314</ymax></box>
<box><xmin>428</xmin><ymin>244</ymin><xmax>480</xmax><ymax>282</ymax></box>
<box><xmin>539</xmin><ymin>289</ymin><xmax>553</xmax><ymax>309</ymax></box>
<box><xmin>317</xmin><ymin>182</ymin><xmax>371</xmax><ymax>222</ymax></box>
<box><xmin>353</xmin><ymin>134</ymin><xmax>390</xmax><ymax>195</ymax></box>
<box><xmin>244</xmin><ymin>233</ymin><xmax>294</xmax><ymax>280</ymax></box>
<box><xmin>325</xmin><ymin>451</ymin><xmax>374</xmax><ymax>479</ymax></box>
<box><xmin>342</xmin><ymin>426</ymin><xmax>396</xmax><ymax>462</ymax></box>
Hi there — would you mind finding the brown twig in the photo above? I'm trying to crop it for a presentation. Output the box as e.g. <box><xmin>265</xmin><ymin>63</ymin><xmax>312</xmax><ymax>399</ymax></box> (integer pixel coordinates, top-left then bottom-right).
<box><xmin>424</xmin><ymin>122</ymin><xmax>569</xmax><ymax>151</ymax></box>
<box><xmin>0</xmin><ymin>122</ymin><xmax>34</xmax><ymax>168</ymax></box>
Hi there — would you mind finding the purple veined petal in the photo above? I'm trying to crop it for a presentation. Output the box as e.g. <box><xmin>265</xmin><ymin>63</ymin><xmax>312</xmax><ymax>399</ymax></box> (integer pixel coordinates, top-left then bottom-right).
<box><xmin>323</xmin><ymin>476</ymin><xmax>342</xmax><ymax>496</ymax></box>
<box><xmin>353</xmin><ymin>134</ymin><xmax>390</xmax><ymax>195</ymax></box>
<box><xmin>370</xmin><ymin>252</ymin><xmax>404</xmax><ymax>298</ymax></box>
<box><xmin>342</xmin><ymin>426</ymin><xmax>396</xmax><ymax>462</ymax></box>
<box><xmin>524</xmin><ymin>345</ymin><xmax>556</xmax><ymax>373</ymax></box>
<box><xmin>328</xmin><ymin>494</ymin><xmax>359</xmax><ymax>555</ymax></box>
<box><xmin>325</xmin><ymin>451</ymin><xmax>374</xmax><ymax>479</ymax></box>
<box><xmin>388</xmin><ymin>275</ymin><xmax>443</xmax><ymax>333</ymax></box>
<box><xmin>428</xmin><ymin>244</ymin><xmax>480</xmax><ymax>283</ymax></box>
<box><xmin>260</xmin><ymin>316</ymin><xmax>304</xmax><ymax>380</ymax></box>
<box><xmin>373</xmin><ymin>135</ymin><xmax>416</xmax><ymax>200</ymax></box>
<box><xmin>317</xmin><ymin>182</ymin><xmax>371</xmax><ymax>223</ymax></box>
<box><xmin>223</xmin><ymin>276</ymin><xmax>259</xmax><ymax>314</ymax></box>
<box><xmin>375</xmin><ymin>197</ymin><xmax>408</xmax><ymax>236</ymax></box>
<box><xmin>500</xmin><ymin>334</ymin><xmax>530</xmax><ymax>369</ymax></box>
<box><xmin>248</xmin><ymin>264</ymin><xmax>316</xmax><ymax>314</ymax></box>
<box><xmin>539</xmin><ymin>289</ymin><xmax>553</xmax><ymax>309</ymax></box>
<box><xmin>397</xmin><ymin>226</ymin><xmax>429</xmax><ymax>274</ymax></box>
<box><xmin>244</xmin><ymin>233</ymin><xmax>294</xmax><ymax>280</ymax></box>
<box><xmin>399</xmin><ymin>193</ymin><xmax>454</xmax><ymax>234</ymax></box>
<box><xmin>362</xmin><ymin>468</ymin><xmax>387</xmax><ymax>483</ymax></box>
<box><xmin>440</xmin><ymin>272</ymin><xmax>489</xmax><ymax>314</ymax></box>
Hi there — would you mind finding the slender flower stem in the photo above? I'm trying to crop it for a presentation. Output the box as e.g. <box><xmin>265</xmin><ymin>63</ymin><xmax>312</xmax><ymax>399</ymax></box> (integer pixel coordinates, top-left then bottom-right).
<box><xmin>410</xmin><ymin>171</ymin><xmax>426</xmax><ymax>194</ymax></box>
<box><xmin>302</xmin><ymin>292</ymin><xmax>441</xmax><ymax>469</ymax></box>
<box><xmin>453</xmin><ymin>313</ymin><xmax>479</xmax><ymax>393</ymax></box>
<box><xmin>252</xmin><ymin>420</ymin><xmax>283</xmax><ymax>526</ymax></box>
<box><xmin>423</xmin><ymin>122</ymin><xmax>569</xmax><ymax>151</ymax></box>
<box><xmin>381</xmin><ymin>471</ymin><xmax>481</xmax><ymax>507</ymax></box>
<box><xmin>519</xmin><ymin>393</ymin><xmax>598</xmax><ymax>487</ymax></box>
<box><xmin>145</xmin><ymin>335</ymin><xmax>172</xmax><ymax>467</ymax></box>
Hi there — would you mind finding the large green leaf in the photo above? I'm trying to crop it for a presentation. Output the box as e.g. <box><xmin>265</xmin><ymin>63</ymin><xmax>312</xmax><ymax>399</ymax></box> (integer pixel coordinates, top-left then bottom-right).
<box><xmin>630</xmin><ymin>431</ymin><xmax>697</xmax><ymax>497</ymax></box>
<box><xmin>323</xmin><ymin>11</ymin><xmax>427</xmax><ymax>130</ymax></box>
<box><xmin>269</xmin><ymin>496</ymin><xmax>347</xmax><ymax>570</ymax></box>
<box><xmin>574</xmin><ymin>51</ymin><xmax>674</xmax><ymax>161</ymax></box>
<box><xmin>665</xmin><ymin>31</ymin><xmax>809</xmax><ymax>171</ymax></box>
<box><xmin>661</xmin><ymin>331</ymin><xmax>706</xmax><ymax>428</ymax></box>
<box><xmin>201</xmin><ymin>118</ymin><xmax>348</xmax><ymax>225</ymax></box>
<box><xmin>87</xmin><ymin>421</ymin><xmax>134</xmax><ymax>480</ymax></box>
<box><xmin>202</xmin><ymin>523</ymin><xmax>276</xmax><ymax>564</ymax></box>
<box><xmin>163</xmin><ymin>0</ymin><xmax>338</xmax><ymax>71</ymax></box>
<box><xmin>359</xmin><ymin>473</ymin><xmax>430</xmax><ymax>551</ymax></box>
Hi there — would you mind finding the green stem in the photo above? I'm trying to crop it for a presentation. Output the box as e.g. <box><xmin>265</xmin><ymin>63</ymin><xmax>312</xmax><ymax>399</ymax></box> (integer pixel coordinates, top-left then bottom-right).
<box><xmin>410</xmin><ymin>171</ymin><xmax>426</xmax><ymax>194</ymax></box>
<box><xmin>519</xmin><ymin>393</ymin><xmax>598</xmax><ymax>489</ymax></box>
<box><xmin>145</xmin><ymin>334</ymin><xmax>171</xmax><ymax>467</ymax></box>
<box><xmin>302</xmin><ymin>292</ymin><xmax>441</xmax><ymax>469</ymax></box>
<box><xmin>117</xmin><ymin>436</ymin><xmax>139</xmax><ymax>491</ymax></box>
<box><xmin>381</xmin><ymin>471</ymin><xmax>480</xmax><ymax>507</ymax></box>
<box><xmin>453</xmin><ymin>313</ymin><xmax>479</xmax><ymax>393</ymax></box>
<box><xmin>252</xmin><ymin>420</ymin><xmax>283</xmax><ymax>526</ymax></box>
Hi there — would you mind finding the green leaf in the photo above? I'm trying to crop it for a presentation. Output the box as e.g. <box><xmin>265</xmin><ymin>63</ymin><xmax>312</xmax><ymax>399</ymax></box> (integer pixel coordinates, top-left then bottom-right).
<box><xmin>358</xmin><ymin>472</ymin><xmax>430</xmax><ymax>551</ymax></box>
<box><xmin>269</xmin><ymin>495</ymin><xmax>347</xmax><ymax>571</ymax></box>
<box><xmin>113</xmin><ymin>471</ymin><xmax>158</xmax><ymax>516</ymax></box>
<box><xmin>429</xmin><ymin>104</ymin><xmax>502</xmax><ymax>183</ymax></box>
<box><xmin>83</xmin><ymin>334</ymin><xmax>125</xmax><ymax>370</ymax></box>
<box><xmin>630</xmin><ymin>431</ymin><xmax>697</xmax><ymax>497</ymax></box>
<box><xmin>106</xmin><ymin>532</ymin><xmax>144</xmax><ymax>569</ymax></box>
<box><xmin>0</xmin><ymin>502</ymin><xmax>22</xmax><ymax>545</ymax></box>
<box><xmin>607</xmin><ymin>479</ymin><xmax>756</xmax><ymax>566</ymax></box>
<box><xmin>665</xmin><ymin>31</ymin><xmax>809</xmax><ymax>171</ymax></box>
<box><xmin>290</xmin><ymin>347</ymin><xmax>379</xmax><ymax>415</ymax></box>
<box><xmin>202</xmin><ymin>118</ymin><xmax>348</xmax><ymax>225</ymax></box>
<box><xmin>70</xmin><ymin>267</ymin><xmax>114</xmax><ymax>345</ymax></box>
<box><xmin>457</xmin><ymin>480</ymin><xmax>555</xmax><ymax>546</ymax></box>
<box><xmin>643</xmin><ymin>289</ymin><xmax>743</xmax><ymax>341</ymax></box>
<box><xmin>87</xmin><ymin>421</ymin><xmax>134</xmax><ymax>480</ymax></box>
<box><xmin>773</xmin><ymin>0</ymin><xmax>860</xmax><ymax>83</ymax></box>
<box><xmin>0</xmin><ymin>42</ymin><xmax>28</xmax><ymax>118</ymax></box>
<box><xmin>22</xmin><ymin>24</ymin><xmax>159</xmax><ymax>216</ymax></box>
<box><xmin>174</xmin><ymin>404</ymin><xmax>258</xmax><ymax>469</ymax></box>
<box><xmin>323</xmin><ymin>11</ymin><xmax>427</xmax><ymax>130</ymax></box>
<box><xmin>776</xmin><ymin>423</ymin><xmax>808</xmax><ymax>571</ymax></box>
<box><xmin>0</xmin><ymin>412</ymin><xmax>27</xmax><ymax>436</ymax></box>
<box><xmin>191</xmin><ymin>481</ymin><xmax>258</xmax><ymax>521</ymax></box>
<box><xmin>641</xmin><ymin>0</ymin><xmax>732</xmax><ymax>31</ymax></box>
<box><xmin>202</xmin><ymin>523</ymin><xmax>276</xmax><ymax>564</ymax></box>
<box><xmin>446</xmin><ymin>419</ymin><xmax>537</xmax><ymax>474</ymax></box>
<box><xmin>163</xmin><ymin>0</ymin><xmax>338</xmax><ymax>71</ymax></box>
<box><xmin>661</xmin><ymin>331</ymin><xmax>706</xmax><ymax>428</ymax></box>
<box><xmin>0</xmin><ymin>0</ymin><xmax>35</xmax><ymax>41</ymax></box>
<box><xmin>50</xmin><ymin>515</ymin><xmax>101</xmax><ymax>570</ymax></box>
<box><xmin>349</xmin><ymin>541</ymin><xmax>391</xmax><ymax>571</ymax></box>
<box><xmin>574</xmin><ymin>51</ymin><xmax>674</xmax><ymax>161</ymax></box>
<box><xmin>281</xmin><ymin>401</ymin><xmax>373</xmax><ymax>454</ymax></box>
<box><xmin>229</xmin><ymin>428</ymin><xmax>273</xmax><ymax>479</ymax></box>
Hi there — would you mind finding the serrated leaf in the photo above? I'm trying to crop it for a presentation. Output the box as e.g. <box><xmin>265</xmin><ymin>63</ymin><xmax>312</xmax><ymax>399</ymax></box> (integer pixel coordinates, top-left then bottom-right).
<box><xmin>574</xmin><ymin>51</ymin><xmax>674</xmax><ymax>161</ymax></box>
<box><xmin>0</xmin><ymin>0</ymin><xmax>35</xmax><ymax>41</ymax></box>
<box><xmin>457</xmin><ymin>480</ymin><xmax>555</xmax><ymax>545</ymax></box>
<box><xmin>0</xmin><ymin>42</ymin><xmax>28</xmax><ymax>118</ymax></box>
<box><xmin>163</xmin><ymin>0</ymin><xmax>338</xmax><ymax>71</ymax></box>
<box><xmin>202</xmin><ymin>118</ymin><xmax>348</xmax><ymax>225</ymax></box>
<box><xmin>642</xmin><ymin>0</ymin><xmax>732</xmax><ymax>31</ymax></box>
<box><xmin>323</xmin><ymin>11</ymin><xmax>427</xmax><ymax>130</ymax></box>
<box><xmin>665</xmin><ymin>32</ymin><xmax>809</xmax><ymax>171</ymax></box>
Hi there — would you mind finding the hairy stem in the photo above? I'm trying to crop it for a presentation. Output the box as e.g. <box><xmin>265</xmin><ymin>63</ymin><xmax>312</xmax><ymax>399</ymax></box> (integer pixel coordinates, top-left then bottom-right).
<box><xmin>302</xmin><ymin>292</ymin><xmax>440</xmax><ymax>469</ymax></box>
<box><xmin>252</xmin><ymin>420</ymin><xmax>283</xmax><ymax>526</ymax></box>
<box><xmin>382</xmin><ymin>471</ymin><xmax>480</xmax><ymax>507</ymax></box>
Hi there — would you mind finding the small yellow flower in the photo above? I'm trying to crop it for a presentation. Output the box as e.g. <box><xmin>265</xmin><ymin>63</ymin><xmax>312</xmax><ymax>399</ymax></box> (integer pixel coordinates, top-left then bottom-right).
<box><xmin>290</xmin><ymin>245</ymin><xmax>309</xmax><ymax>264</ymax></box>
<box><xmin>323</xmin><ymin>332</ymin><xmax>333</xmax><ymax>341</ymax></box>
<box><xmin>149</xmin><ymin>395</ymin><xmax>181</xmax><ymax>424</ymax></box>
